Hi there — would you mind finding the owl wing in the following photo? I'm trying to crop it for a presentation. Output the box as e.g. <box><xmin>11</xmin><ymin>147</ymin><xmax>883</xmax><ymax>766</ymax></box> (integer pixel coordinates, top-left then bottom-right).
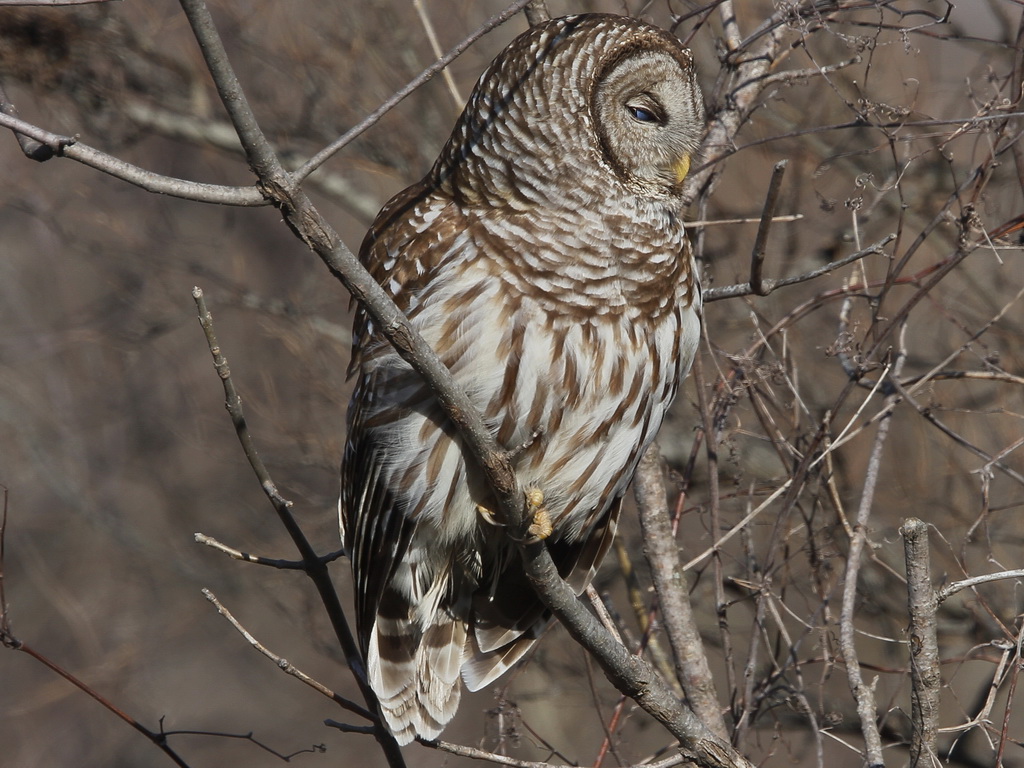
<box><xmin>341</xmin><ymin>180</ymin><xmax>464</xmax><ymax>635</ymax></box>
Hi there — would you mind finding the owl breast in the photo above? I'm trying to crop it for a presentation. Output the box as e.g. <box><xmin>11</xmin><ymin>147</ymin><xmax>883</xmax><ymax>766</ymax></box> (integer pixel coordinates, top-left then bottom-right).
<box><xmin>358</xmin><ymin>195</ymin><xmax>699</xmax><ymax>546</ymax></box>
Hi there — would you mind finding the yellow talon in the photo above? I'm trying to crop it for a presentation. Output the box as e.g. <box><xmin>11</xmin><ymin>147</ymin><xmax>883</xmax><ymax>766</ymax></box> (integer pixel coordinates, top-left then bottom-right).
<box><xmin>525</xmin><ymin>487</ymin><xmax>553</xmax><ymax>540</ymax></box>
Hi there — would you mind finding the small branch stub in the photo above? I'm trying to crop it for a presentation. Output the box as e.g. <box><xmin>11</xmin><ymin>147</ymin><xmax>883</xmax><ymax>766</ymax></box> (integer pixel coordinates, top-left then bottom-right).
<box><xmin>749</xmin><ymin>160</ymin><xmax>788</xmax><ymax>296</ymax></box>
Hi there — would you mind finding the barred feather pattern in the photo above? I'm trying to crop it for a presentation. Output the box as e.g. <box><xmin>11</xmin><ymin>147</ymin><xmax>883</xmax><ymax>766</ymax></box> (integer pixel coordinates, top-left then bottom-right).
<box><xmin>340</xmin><ymin>14</ymin><xmax>705</xmax><ymax>745</ymax></box>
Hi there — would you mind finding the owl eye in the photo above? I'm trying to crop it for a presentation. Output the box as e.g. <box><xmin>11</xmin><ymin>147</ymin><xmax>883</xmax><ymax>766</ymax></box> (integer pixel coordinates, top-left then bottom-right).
<box><xmin>625</xmin><ymin>96</ymin><xmax>666</xmax><ymax>125</ymax></box>
<box><xmin>626</xmin><ymin>104</ymin><xmax>659</xmax><ymax>123</ymax></box>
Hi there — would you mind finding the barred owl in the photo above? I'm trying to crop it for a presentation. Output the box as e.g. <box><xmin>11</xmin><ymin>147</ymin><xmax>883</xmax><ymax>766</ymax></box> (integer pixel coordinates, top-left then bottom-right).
<box><xmin>341</xmin><ymin>14</ymin><xmax>705</xmax><ymax>745</ymax></box>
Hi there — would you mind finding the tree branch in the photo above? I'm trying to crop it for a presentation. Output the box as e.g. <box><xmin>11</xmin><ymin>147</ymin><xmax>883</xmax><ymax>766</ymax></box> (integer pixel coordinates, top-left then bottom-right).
<box><xmin>634</xmin><ymin>445</ymin><xmax>728</xmax><ymax>740</ymax></box>
<box><xmin>190</xmin><ymin>287</ymin><xmax>401</xmax><ymax>765</ymax></box>
<box><xmin>703</xmin><ymin>235</ymin><xmax>895</xmax><ymax>302</ymax></box>
<box><xmin>202</xmin><ymin>588</ymin><xmax>374</xmax><ymax>721</ymax></box>
<box><xmin>901</xmin><ymin>518</ymin><xmax>941</xmax><ymax>768</ymax></box>
<box><xmin>0</xmin><ymin>110</ymin><xmax>265</xmax><ymax>205</ymax></box>
<box><xmin>838</xmin><ymin>329</ymin><xmax>908</xmax><ymax>768</ymax></box>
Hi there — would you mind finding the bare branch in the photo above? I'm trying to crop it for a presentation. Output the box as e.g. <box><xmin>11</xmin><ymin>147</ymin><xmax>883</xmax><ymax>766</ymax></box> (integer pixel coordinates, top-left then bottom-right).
<box><xmin>683</xmin><ymin>12</ymin><xmax>788</xmax><ymax>204</ymax></box>
<box><xmin>0</xmin><ymin>111</ymin><xmax>264</xmax><ymax>205</ymax></box>
<box><xmin>202</xmin><ymin>589</ymin><xmax>374</xmax><ymax>721</ymax></box>
<box><xmin>412</xmin><ymin>0</ymin><xmax>462</xmax><ymax>109</ymax></box>
<box><xmin>838</xmin><ymin>329</ymin><xmax>908</xmax><ymax>768</ymax></box>
<box><xmin>634</xmin><ymin>445</ymin><xmax>728</xmax><ymax>740</ymax></box>
<box><xmin>294</xmin><ymin>0</ymin><xmax>537</xmax><ymax>182</ymax></box>
<box><xmin>937</xmin><ymin>570</ymin><xmax>1024</xmax><ymax>604</ymax></box>
<box><xmin>703</xmin><ymin>235</ymin><xmax>895</xmax><ymax>302</ymax></box>
<box><xmin>193</xmin><ymin>532</ymin><xmax>344</xmax><ymax>569</ymax></box>
<box><xmin>748</xmin><ymin>160</ymin><xmax>788</xmax><ymax>296</ymax></box>
<box><xmin>190</xmin><ymin>287</ymin><xmax>396</xmax><ymax>763</ymax></box>
<box><xmin>689</xmin><ymin>214</ymin><xmax>803</xmax><ymax>227</ymax></box>
<box><xmin>901</xmin><ymin>518</ymin><xmax>941</xmax><ymax>768</ymax></box>
<box><xmin>0</xmin><ymin>630</ymin><xmax>192</xmax><ymax>766</ymax></box>
<box><xmin>120</xmin><ymin>102</ymin><xmax>381</xmax><ymax>219</ymax></box>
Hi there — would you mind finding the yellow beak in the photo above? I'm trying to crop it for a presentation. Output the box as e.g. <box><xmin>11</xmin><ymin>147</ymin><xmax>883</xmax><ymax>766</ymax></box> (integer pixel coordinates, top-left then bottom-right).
<box><xmin>673</xmin><ymin>154</ymin><xmax>691</xmax><ymax>185</ymax></box>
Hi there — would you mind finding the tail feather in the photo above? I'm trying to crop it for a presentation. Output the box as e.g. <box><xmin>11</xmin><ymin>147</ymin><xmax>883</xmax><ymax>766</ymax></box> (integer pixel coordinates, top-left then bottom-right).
<box><xmin>368</xmin><ymin>612</ymin><xmax>467</xmax><ymax>745</ymax></box>
<box><xmin>418</xmin><ymin>617</ymin><xmax>466</xmax><ymax>728</ymax></box>
<box><xmin>462</xmin><ymin>627</ymin><xmax>540</xmax><ymax>692</ymax></box>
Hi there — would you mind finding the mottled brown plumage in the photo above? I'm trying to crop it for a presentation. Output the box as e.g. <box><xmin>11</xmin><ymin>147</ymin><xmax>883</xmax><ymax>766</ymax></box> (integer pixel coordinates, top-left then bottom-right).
<box><xmin>340</xmin><ymin>14</ymin><xmax>705</xmax><ymax>744</ymax></box>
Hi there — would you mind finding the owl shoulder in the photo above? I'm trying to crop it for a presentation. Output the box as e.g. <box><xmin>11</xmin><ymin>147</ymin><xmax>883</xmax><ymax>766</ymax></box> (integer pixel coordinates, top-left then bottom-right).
<box><xmin>348</xmin><ymin>180</ymin><xmax>472</xmax><ymax>376</ymax></box>
<box><xmin>359</xmin><ymin>181</ymin><xmax>470</xmax><ymax>300</ymax></box>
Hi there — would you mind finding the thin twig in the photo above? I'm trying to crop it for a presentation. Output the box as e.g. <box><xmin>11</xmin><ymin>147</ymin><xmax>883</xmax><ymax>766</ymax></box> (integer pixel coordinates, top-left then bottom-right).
<box><xmin>190</xmin><ymin>286</ymin><xmax>396</xmax><ymax>763</ymax></box>
<box><xmin>121</xmin><ymin>102</ymin><xmax>381</xmax><ymax>220</ymax></box>
<box><xmin>0</xmin><ymin>486</ymin><xmax>8</xmax><ymax>640</ymax></box>
<box><xmin>704</xmin><ymin>235</ymin><xmax>895</xmax><ymax>302</ymax></box>
<box><xmin>682</xmin><ymin>10</ymin><xmax>786</xmax><ymax>205</ymax></box>
<box><xmin>0</xmin><ymin>634</ymin><xmax>192</xmax><ymax>766</ymax></box>
<box><xmin>193</xmin><ymin>532</ymin><xmax>344</xmax><ymax>569</ymax></box>
<box><xmin>894</xmin><ymin>385</ymin><xmax>1024</xmax><ymax>487</ymax></box>
<box><xmin>611</xmin><ymin>536</ymin><xmax>679</xmax><ymax>691</ymax></box>
<box><xmin>689</xmin><ymin>214</ymin><xmax>803</xmax><ymax>227</ymax></box>
<box><xmin>202</xmin><ymin>589</ymin><xmax>374</xmax><ymax>720</ymax></box>
<box><xmin>838</xmin><ymin>327</ymin><xmax>908</xmax><ymax>768</ymax></box>
<box><xmin>412</xmin><ymin>0</ymin><xmax>462</xmax><ymax>108</ymax></box>
<box><xmin>937</xmin><ymin>570</ymin><xmax>1024</xmax><ymax>604</ymax></box>
<box><xmin>294</xmin><ymin>0</ymin><xmax>536</xmax><ymax>182</ymax></box>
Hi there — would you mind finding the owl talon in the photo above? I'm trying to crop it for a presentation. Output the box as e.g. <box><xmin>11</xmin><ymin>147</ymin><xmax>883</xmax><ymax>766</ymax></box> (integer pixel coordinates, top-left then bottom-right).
<box><xmin>525</xmin><ymin>487</ymin><xmax>553</xmax><ymax>540</ymax></box>
<box><xmin>508</xmin><ymin>427</ymin><xmax>544</xmax><ymax>461</ymax></box>
<box><xmin>525</xmin><ymin>487</ymin><xmax>545</xmax><ymax>509</ymax></box>
<box><xmin>477</xmin><ymin>504</ymin><xmax>503</xmax><ymax>526</ymax></box>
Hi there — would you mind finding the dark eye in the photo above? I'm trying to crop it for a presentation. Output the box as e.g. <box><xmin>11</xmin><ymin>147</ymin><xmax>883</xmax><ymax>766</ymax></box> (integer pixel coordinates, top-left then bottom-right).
<box><xmin>627</xmin><ymin>104</ymin><xmax>658</xmax><ymax>123</ymax></box>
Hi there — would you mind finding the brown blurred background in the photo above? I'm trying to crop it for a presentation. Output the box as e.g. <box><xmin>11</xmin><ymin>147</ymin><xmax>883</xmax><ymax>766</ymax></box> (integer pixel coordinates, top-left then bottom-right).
<box><xmin>2</xmin><ymin>2</ymin><xmax>1023</xmax><ymax>767</ymax></box>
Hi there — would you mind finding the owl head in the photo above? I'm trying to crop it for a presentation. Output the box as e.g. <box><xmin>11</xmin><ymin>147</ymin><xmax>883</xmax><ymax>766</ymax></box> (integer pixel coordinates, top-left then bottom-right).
<box><xmin>432</xmin><ymin>14</ymin><xmax>705</xmax><ymax>206</ymax></box>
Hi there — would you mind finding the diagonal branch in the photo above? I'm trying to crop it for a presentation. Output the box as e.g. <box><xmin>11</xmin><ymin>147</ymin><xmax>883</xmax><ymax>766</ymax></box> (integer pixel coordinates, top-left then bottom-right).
<box><xmin>634</xmin><ymin>445</ymin><xmax>728</xmax><ymax>740</ymax></box>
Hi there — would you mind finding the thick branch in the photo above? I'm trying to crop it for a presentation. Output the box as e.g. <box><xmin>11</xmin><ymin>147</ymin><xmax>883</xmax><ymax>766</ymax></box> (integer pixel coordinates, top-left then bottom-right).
<box><xmin>634</xmin><ymin>445</ymin><xmax>728</xmax><ymax>740</ymax></box>
<box><xmin>901</xmin><ymin>519</ymin><xmax>940</xmax><ymax>768</ymax></box>
<box><xmin>518</xmin><ymin>536</ymin><xmax>752</xmax><ymax>768</ymax></box>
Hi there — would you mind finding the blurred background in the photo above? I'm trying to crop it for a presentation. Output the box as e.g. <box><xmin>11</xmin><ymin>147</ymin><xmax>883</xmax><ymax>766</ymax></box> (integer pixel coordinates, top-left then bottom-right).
<box><xmin>1</xmin><ymin>1</ymin><xmax>1022</xmax><ymax>766</ymax></box>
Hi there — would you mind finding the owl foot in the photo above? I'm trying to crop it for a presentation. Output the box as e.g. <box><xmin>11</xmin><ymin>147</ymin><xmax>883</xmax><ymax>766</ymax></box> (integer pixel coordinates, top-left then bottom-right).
<box><xmin>525</xmin><ymin>487</ymin><xmax>553</xmax><ymax>540</ymax></box>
